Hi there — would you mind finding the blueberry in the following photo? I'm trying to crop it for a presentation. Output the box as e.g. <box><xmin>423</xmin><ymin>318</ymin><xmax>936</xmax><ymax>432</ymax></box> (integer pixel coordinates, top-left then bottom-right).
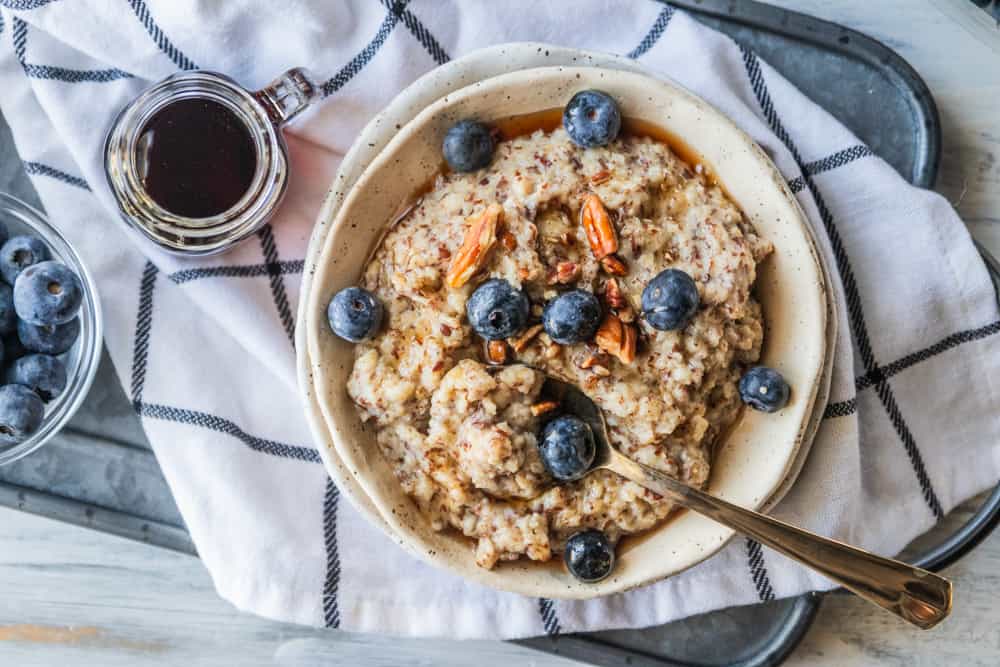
<box><xmin>542</xmin><ymin>289</ymin><xmax>601</xmax><ymax>344</ymax></box>
<box><xmin>6</xmin><ymin>354</ymin><xmax>67</xmax><ymax>403</ymax></box>
<box><xmin>466</xmin><ymin>279</ymin><xmax>529</xmax><ymax>340</ymax></box>
<box><xmin>3</xmin><ymin>333</ymin><xmax>26</xmax><ymax>363</ymax></box>
<box><xmin>442</xmin><ymin>120</ymin><xmax>495</xmax><ymax>173</ymax></box>
<box><xmin>563</xmin><ymin>90</ymin><xmax>622</xmax><ymax>149</ymax></box>
<box><xmin>539</xmin><ymin>415</ymin><xmax>596</xmax><ymax>481</ymax></box>
<box><xmin>18</xmin><ymin>317</ymin><xmax>80</xmax><ymax>355</ymax></box>
<box><xmin>0</xmin><ymin>235</ymin><xmax>50</xmax><ymax>285</ymax></box>
<box><xmin>739</xmin><ymin>366</ymin><xmax>791</xmax><ymax>413</ymax></box>
<box><xmin>0</xmin><ymin>283</ymin><xmax>16</xmax><ymax>336</ymax></box>
<box><xmin>564</xmin><ymin>529</ymin><xmax>615</xmax><ymax>583</ymax></box>
<box><xmin>327</xmin><ymin>287</ymin><xmax>383</xmax><ymax>343</ymax></box>
<box><xmin>0</xmin><ymin>384</ymin><xmax>44</xmax><ymax>445</ymax></box>
<box><xmin>0</xmin><ymin>220</ymin><xmax>9</xmax><ymax>249</ymax></box>
<box><xmin>13</xmin><ymin>261</ymin><xmax>84</xmax><ymax>326</ymax></box>
<box><xmin>641</xmin><ymin>269</ymin><xmax>700</xmax><ymax>331</ymax></box>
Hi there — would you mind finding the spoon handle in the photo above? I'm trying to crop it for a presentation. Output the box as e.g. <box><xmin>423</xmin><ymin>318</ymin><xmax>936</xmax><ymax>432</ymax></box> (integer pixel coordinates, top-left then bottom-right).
<box><xmin>604</xmin><ymin>451</ymin><xmax>952</xmax><ymax>629</ymax></box>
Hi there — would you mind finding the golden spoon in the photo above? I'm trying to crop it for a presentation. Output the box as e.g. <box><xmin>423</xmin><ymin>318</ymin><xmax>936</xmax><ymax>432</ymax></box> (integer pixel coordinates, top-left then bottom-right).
<box><xmin>542</xmin><ymin>375</ymin><xmax>952</xmax><ymax>630</ymax></box>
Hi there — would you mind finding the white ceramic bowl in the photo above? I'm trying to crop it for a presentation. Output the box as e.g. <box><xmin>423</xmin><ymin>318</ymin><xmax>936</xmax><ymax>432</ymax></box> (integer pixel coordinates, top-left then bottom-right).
<box><xmin>301</xmin><ymin>62</ymin><xmax>828</xmax><ymax>598</ymax></box>
<box><xmin>0</xmin><ymin>193</ymin><xmax>103</xmax><ymax>465</ymax></box>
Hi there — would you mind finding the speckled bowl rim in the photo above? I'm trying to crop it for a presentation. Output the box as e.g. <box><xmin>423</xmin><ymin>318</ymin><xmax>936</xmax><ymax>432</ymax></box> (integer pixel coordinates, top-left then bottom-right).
<box><xmin>297</xmin><ymin>45</ymin><xmax>833</xmax><ymax>599</ymax></box>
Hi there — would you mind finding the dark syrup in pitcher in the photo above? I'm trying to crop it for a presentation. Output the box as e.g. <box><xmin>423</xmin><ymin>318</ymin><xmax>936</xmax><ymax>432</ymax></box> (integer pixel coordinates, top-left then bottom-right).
<box><xmin>136</xmin><ymin>98</ymin><xmax>257</xmax><ymax>219</ymax></box>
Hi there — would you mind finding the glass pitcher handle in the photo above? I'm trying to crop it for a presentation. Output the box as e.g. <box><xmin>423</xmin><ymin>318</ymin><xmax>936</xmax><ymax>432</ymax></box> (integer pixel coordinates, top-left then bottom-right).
<box><xmin>255</xmin><ymin>68</ymin><xmax>318</xmax><ymax>126</ymax></box>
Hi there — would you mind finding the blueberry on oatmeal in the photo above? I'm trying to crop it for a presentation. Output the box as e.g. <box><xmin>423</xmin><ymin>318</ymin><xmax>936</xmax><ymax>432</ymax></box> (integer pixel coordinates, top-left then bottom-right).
<box><xmin>564</xmin><ymin>529</ymin><xmax>615</xmax><ymax>582</ymax></box>
<box><xmin>0</xmin><ymin>384</ymin><xmax>44</xmax><ymax>445</ymax></box>
<box><xmin>641</xmin><ymin>268</ymin><xmax>700</xmax><ymax>331</ymax></box>
<box><xmin>328</xmin><ymin>286</ymin><xmax>383</xmax><ymax>343</ymax></box>
<box><xmin>13</xmin><ymin>261</ymin><xmax>84</xmax><ymax>326</ymax></box>
<box><xmin>542</xmin><ymin>289</ymin><xmax>602</xmax><ymax>344</ymax></box>
<box><xmin>563</xmin><ymin>90</ymin><xmax>622</xmax><ymax>148</ymax></box>
<box><xmin>442</xmin><ymin>120</ymin><xmax>495</xmax><ymax>173</ymax></box>
<box><xmin>6</xmin><ymin>354</ymin><xmax>67</xmax><ymax>403</ymax></box>
<box><xmin>17</xmin><ymin>317</ymin><xmax>80</xmax><ymax>355</ymax></box>
<box><xmin>739</xmin><ymin>366</ymin><xmax>790</xmax><ymax>413</ymax></box>
<box><xmin>539</xmin><ymin>415</ymin><xmax>596</xmax><ymax>481</ymax></box>
<box><xmin>466</xmin><ymin>278</ymin><xmax>529</xmax><ymax>341</ymax></box>
<box><xmin>0</xmin><ymin>235</ymin><xmax>50</xmax><ymax>285</ymax></box>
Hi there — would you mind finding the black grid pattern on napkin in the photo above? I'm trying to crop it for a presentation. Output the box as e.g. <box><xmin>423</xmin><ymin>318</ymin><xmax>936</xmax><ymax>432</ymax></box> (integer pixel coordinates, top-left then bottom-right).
<box><xmin>0</xmin><ymin>0</ymin><xmax>58</xmax><ymax>10</ymax></box>
<box><xmin>127</xmin><ymin>0</ymin><xmax>197</xmax><ymax>71</ymax></box>
<box><xmin>257</xmin><ymin>224</ymin><xmax>296</xmax><ymax>345</ymax></box>
<box><xmin>23</xmin><ymin>160</ymin><xmax>90</xmax><ymax>190</ymax></box>
<box><xmin>11</xmin><ymin>16</ymin><xmax>133</xmax><ymax>82</ymax></box>
<box><xmin>627</xmin><ymin>5</ymin><xmax>674</xmax><ymax>59</ymax></box>
<box><xmin>787</xmin><ymin>144</ymin><xmax>873</xmax><ymax>193</ymax></box>
<box><xmin>741</xmin><ymin>46</ymin><xmax>945</xmax><ymax>520</ymax></box>
<box><xmin>323</xmin><ymin>477</ymin><xmax>342</xmax><ymax>628</ymax></box>
<box><xmin>168</xmin><ymin>260</ymin><xmax>305</xmax><ymax>285</ymax></box>
<box><xmin>538</xmin><ymin>598</ymin><xmax>561</xmax><ymax>636</ymax></box>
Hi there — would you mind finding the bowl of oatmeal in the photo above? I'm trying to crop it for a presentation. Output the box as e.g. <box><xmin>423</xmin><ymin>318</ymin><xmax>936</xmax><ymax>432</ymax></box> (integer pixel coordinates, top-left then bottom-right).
<box><xmin>303</xmin><ymin>64</ymin><xmax>828</xmax><ymax>598</ymax></box>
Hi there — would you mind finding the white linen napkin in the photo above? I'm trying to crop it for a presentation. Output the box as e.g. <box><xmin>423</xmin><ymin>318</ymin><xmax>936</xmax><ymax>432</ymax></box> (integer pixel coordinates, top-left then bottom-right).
<box><xmin>1</xmin><ymin>0</ymin><xmax>998</xmax><ymax>639</ymax></box>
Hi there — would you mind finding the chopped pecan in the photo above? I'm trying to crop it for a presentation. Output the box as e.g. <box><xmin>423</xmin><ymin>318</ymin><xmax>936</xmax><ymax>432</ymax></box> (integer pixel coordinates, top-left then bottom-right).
<box><xmin>554</xmin><ymin>261</ymin><xmax>580</xmax><ymax>284</ymax></box>
<box><xmin>511</xmin><ymin>324</ymin><xmax>543</xmax><ymax>352</ymax></box>
<box><xmin>580</xmin><ymin>193</ymin><xmax>618</xmax><ymax>260</ymax></box>
<box><xmin>617</xmin><ymin>306</ymin><xmax>636</xmax><ymax>323</ymax></box>
<box><xmin>590</xmin><ymin>170</ymin><xmax>612</xmax><ymax>185</ymax></box>
<box><xmin>604</xmin><ymin>278</ymin><xmax>626</xmax><ymax>309</ymax></box>
<box><xmin>544</xmin><ymin>342</ymin><xmax>562</xmax><ymax>359</ymax></box>
<box><xmin>591</xmin><ymin>364</ymin><xmax>611</xmax><ymax>377</ymax></box>
<box><xmin>486</xmin><ymin>339</ymin><xmax>508</xmax><ymax>365</ymax></box>
<box><xmin>446</xmin><ymin>203</ymin><xmax>502</xmax><ymax>288</ymax></box>
<box><xmin>594</xmin><ymin>313</ymin><xmax>637</xmax><ymax>364</ymax></box>
<box><xmin>530</xmin><ymin>401</ymin><xmax>559</xmax><ymax>417</ymax></box>
<box><xmin>600</xmin><ymin>254</ymin><xmax>628</xmax><ymax>276</ymax></box>
<box><xmin>500</xmin><ymin>231</ymin><xmax>517</xmax><ymax>251</ymax></box>
<box><xmin>576</xmin><ymin>346</ymin><xmax>610</xmax><ymax>370</ymax></box>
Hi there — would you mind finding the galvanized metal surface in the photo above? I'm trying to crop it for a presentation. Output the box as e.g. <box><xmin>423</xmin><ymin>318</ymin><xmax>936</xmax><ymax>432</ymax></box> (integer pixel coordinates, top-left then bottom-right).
<box><xmin>0</xmin><ymin>1</ymin><xmax>994</xmax><ymax>666</ymax></box>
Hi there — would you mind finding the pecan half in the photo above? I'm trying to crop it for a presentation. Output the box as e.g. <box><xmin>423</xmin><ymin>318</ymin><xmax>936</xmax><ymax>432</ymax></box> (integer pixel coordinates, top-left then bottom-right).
<box><xmin>600</xmin><ymin>254</ymin><xmax>628</xmax><ymax>276</ymax></box>
<box><xmin>530</xmin><ymin>401</ymin><xmax>558</xmax><ymax>417</ymax></box>
<box><xmin>486</xmin><ymin>339</ymin><xmax>508</xmax><ymax>365</ymax></box>
<box><xmin>594</xmin><ymin>313</ymin><xmax>637</xmax><ymax>364</ymax></box>
<box><xmin>580</xmin><ymin>193</ymin><xmax>618</xmax><ymax>260</ymax></box>
<box><xmin>511</xmin><ymin>324</ymin><xmax>543</xmax><ymax>352</ymax></box>
<box><xmin>446</xmin><ymin>203</ymin><xmax>503</xmax><ymax>288</ymax></box>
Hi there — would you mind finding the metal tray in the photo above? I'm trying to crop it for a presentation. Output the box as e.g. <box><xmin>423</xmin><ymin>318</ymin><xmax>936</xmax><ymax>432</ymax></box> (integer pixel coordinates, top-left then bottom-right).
<box><xmin>0</xmin><ymin>1</ymin><xmax>995</xmax><ymax>665</ymax></box>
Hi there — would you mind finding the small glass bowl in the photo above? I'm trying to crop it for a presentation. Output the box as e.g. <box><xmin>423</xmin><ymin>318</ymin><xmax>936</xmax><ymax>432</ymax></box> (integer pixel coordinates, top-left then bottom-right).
<box><xmin>0</xmin><ymin>192</ymin><xmax>103</xmax><ymax>465</ymax></box>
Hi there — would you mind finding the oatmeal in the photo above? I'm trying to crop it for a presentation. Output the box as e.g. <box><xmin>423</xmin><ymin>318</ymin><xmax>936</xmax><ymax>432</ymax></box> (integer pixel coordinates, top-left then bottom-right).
<box><xmin>347</xmin><ymin>126</ymin><xmax>772</xmax><ymax>568</ymax></box>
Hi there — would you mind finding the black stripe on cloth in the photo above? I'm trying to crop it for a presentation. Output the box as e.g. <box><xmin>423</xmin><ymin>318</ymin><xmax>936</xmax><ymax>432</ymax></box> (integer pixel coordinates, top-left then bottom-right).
<box><xmin>12</xmin><ymin>17</ymin><xmax>132</xmax><ymax>82</ymax></box>
<box><xmin>257</xmin><ymin>224</ymin><xmax>296</xmax><ymax>345</ymax></box>
<box><xmin>741</xmin><ymin>47</ymin><xmax>944</xmax><ymax>519</ymax></box>
<box><xmin>745</xmin><ymin>538</ymin><xmax>775</xmax><ymax>601</ymax></box>
<box><xmin>0</xmin><ymin>0</ymin><xmax>59</xmax><ymax>9</ymax></box>
<box><xmin>537</xmin><ymin>598</ymin><xmax>562</xmax><ymax>636</ymax></box>
<box><xmin>381</xmin><ymin>0</ymin><xmax>449</xmax><ymax>65</ymax></box>
<box><xmin>787</xmin><ymin>144</ymin><xmax>874</xmax><ymax>193</ymax></box>
<box><xmin>322</xmin><ymin>477</ymin><xmax>342</xmax><ymax>628</ymax></box>
<box><xmin>823</xmin><ymin>398</ymin><xmax>856</xmax><ymax>420</ymax></box>
<box><xmin>168</xmin><ymin>259</ymin><xmax>305</xmax><ymax>285</ymax></box>
<box><xmin>22</xmin><ymin>161</ymin><xmax>90</xmax><ymax>190</ymax></box>
<box><xmin>824</xmin><ymin>320</ymin><xmax>1000</xmax><ymax>419</ymax></box>
<box><xmin>127</xmin><ymin>0</ymin><xmax>197</xmax><ymax>71</ymax></box>
<box><xmin>321</xmin><ymin>1</ymin><xmax>407</xmax><ymax>97</ymax></box>
<box><xmin>137</xmin><ymin>401</ymin><xmax>321</xmax><ymax>463</ymax></box>
<box><xmin>627</xmin><ymin>5</ymin><xmax>675</xmax><ymax>59</ymax></box>
<box><xmin>130</xmin><ymin>261</ymin><xmax>158</xmax><ymax>406</ymax></box>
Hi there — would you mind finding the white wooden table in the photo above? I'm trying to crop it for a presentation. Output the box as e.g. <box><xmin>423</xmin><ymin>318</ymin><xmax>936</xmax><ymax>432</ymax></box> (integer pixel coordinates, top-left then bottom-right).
<box><xmin>2</xmin><ymin>1</ymin><xmax>999</xmax><ymax>665</ymax></box>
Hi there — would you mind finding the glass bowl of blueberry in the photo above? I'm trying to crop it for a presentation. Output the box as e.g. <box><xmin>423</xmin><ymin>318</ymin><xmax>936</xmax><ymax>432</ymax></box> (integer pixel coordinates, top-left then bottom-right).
<box><xmin>0</xmin><ymin>193</ymin><xmax>102</xmax><ymax>465</ymax></box>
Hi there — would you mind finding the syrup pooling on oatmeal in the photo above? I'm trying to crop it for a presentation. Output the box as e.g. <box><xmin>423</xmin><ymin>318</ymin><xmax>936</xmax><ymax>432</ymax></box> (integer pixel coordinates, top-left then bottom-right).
<box><xmin>347</xmin><ymin>122</ymin><xmax>772</xmax><ymax>569</ymax></box>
